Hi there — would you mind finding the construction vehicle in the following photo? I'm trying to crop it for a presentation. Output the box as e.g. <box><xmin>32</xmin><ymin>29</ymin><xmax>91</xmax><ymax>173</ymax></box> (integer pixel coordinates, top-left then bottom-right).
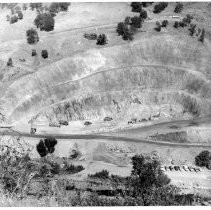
<box><xmin>29</xmin><ymin>117</ymin><xmax>37</xmax><ymax>134</ymax></box>
<box><xmin>59</xmin><ymin>120</ymin><xmax>69</xmax><ymax>126</ymax></box>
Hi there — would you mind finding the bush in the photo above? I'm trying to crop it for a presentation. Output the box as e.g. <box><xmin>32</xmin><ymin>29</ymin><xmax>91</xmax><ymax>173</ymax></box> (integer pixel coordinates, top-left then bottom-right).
<box><xmin>174</xmin><ymin>3</ymin><xmax>183</xmax><ymax>13</ymax></box>
<box><xmin>96</xmin><ymin>34</ymin><xmax>107</xmax><ymax>45</ymax></box>
<box><xmin>26</xmin><ymin>28</ymin><xmax>39</xmax><ymax>44</ymax></box>
<box><xmin>155</xmin><ymin>21</ymin><xmax>161</xmax><ymax>32</ymax></box>
<box><xmin>195</xmin><ymin>150</ymin><xmax>211</xmax><ymax>169</ymax></box>
<box><xmin>7</xmin><ymin>58</ymin><xmax>13</xmax><ymax>67</ymax></box>
<box><xmin>41</xmin><ymin>50</ymin><xmax>48</xmax><ymax>59</ymax></box>
<box><xmin>130</xmin><ymin>2</ymin><xmax>142</xmax><ymax>13</ymax></box>
<box><xmin>16</xmin><ymin>10</ymin><xmax>23</xmax><ymax>19</ymax></box>
<box><xmin>88</xmin><ymin>169</ymin><xmax>110</xmax><ymax>179</ymax></box>
<box><xmin>34</xmin><ymin>13</ymin><xmax>55</xmax><ymax>31</ymax></box>
<box><xmin>199</xmin><ymin>28</ymin><xmax>205</xmax><ymax>43</ymax></box>
<box><xmin>153</xmin><ymin>2</ymin><xmax>168</xmax><ymax>14</ymax></box>
<box><xmin>10</xmin><ymin>15</ymin><xmax>18</xmax><ymax>24</ymax></box>
<box><xmin>139</xmin><ymin>9</ymin><xmax>147</xmax><ymax>19</ymax></box>
<box><xmin>32</xmin><ymin>49</ymin><xmax>37</xmax><ymax>56</ymax></box>
<box><xmin>161</xmin><ymin>20</ymin><xmax>168</xmax><ymax>27</ymax></box>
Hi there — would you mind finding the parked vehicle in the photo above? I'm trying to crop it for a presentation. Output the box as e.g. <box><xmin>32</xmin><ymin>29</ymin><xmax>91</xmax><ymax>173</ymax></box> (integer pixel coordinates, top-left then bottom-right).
<box><xmin>194</xmin><ymin>168</ymin><xmax>201</xmax><ymax>172</ymax></box>
<box><xmin>161</xmin><ymin>166</ymin><xmax>165</xmax><ymax>172</ymax></box>
<box><xmin>49</xmin><ymin>122</ymin><xmax>61</xmax><ymax>128</ymax></box>
<box><xmin>164</xmin><ymin>166</ymin><xmax>169</xmax><ymax>171</ymax></box>
<box><xmin>84</xmin><ymin>121</ymin><xmax>92</xmax><ymax>126</ymax></box>
<box><xmin>59</xmin><ymin>120</ymin><xmax>69</xmax><ymax>126</ymax></box>
<box><xmin>188</xmin><ymin>166</ymin><xmax>194</xmax><ymax>172</ymax></box>
<box><xmin>174</xmin><ymin>166</ymin><xmax>180</xmax><ymax>171</ymax></box>
<box><xmin>169</xmin><ymin>166</ymin><xmax>174</xmax><ymax>171</ymax></box>
<box><xmin>183</xmin><ymin>165</ymin><xmax>189</xmax><ymax>171</ymax></box>
<box><xmin>104</xmin><ymin>117</ymin><xmax>113</xmax><ymax>121</ymax></box>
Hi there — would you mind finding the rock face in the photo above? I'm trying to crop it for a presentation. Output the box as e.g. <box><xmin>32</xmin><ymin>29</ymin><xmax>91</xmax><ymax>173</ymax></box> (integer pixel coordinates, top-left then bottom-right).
<box><xmin>1</xmin><ymin>34</ymin><xmax>211</xmax><ymax>125</ymax></box>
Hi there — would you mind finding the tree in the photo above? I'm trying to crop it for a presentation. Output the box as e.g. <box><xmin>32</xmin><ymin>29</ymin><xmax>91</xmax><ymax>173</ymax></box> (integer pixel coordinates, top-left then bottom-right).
<box><xmin>10</xmin><ymin>15</ymin><xmax>18</xmax><ymax>24</ymax></box>
<box><xmin>22</xmin><ymin>3</ymin><xmax>27</xmax><ymax>10</ymax></box>
<box><xmin>30</xmin><ymin>3</ymin><xmax>42</xmax><ymax>11</ymax></box>
<box><xmin>174</xmin><ymin>2</ymin><xmax>183</xmax><ymax>13</ymax></box>
<box><xmin>32</xmin><ymin>49</ymin><xmax>37</xmax><ymax>56</ymax></box>
<box><xmin>59</xmin><ymin>2</ymin><xmax>71</xmax><ymax>11</ymax></box>
<box><xmin>130</xmin><ymin>16</ymin><xmax>142</xmax><ymax>28</ymax></box>
<box><xmin>6</xmin><ymin>15</ymin><xmax>10</xmax><ymax>21</ymax></box>
<box><xmin>41</xmin><ymin>50</ymin><xmax>48</xmax><ymax>59</ymax></box>
<box><xmin>116</xmin><ymin>22</ymin><xmax>134</xmax><ymax>41</ymax></box>
<box><xmin>17</xmin><ymin>11</ymin><xmax>23</xmax><ymax>20</ymax></box>
<box><xmin>195</xmin><ymin>150</ymin><xmax>210</xmax><ymax>168</ymax></box>
<box><xmin>36</xmin><ymin>137</ymin><xmax>57</xmax><ymax>157</ymax></box>
<box><xmin>124</xmin><ymin>16</ymin><xmax>131</xmax><ymax>25</ymax></box>
<box><xmin>153</xmin><ymin>2</ymin><xmax>168</xmax><ymax>14</ymax></box>
<box><xmin>198</xmin><ymin>28</ymin><xmax>205</xmax><ymax>43</ymax></box>
<box><xmin>26</xmin><ymin>28</ymin><xmax>39</xmax><ymax>44</ymax></box>
<box><xmin>34</xmin><ymin>13</ymin><xmax>55</xmax><ymax>31</ymax></box>
<box><xmin>174</xmin><ymin>21</ymin><xmax>179</xmax><ymax>29</ymax></box>
<box><xmin>139</xmin><ymin>9</ymin><xmax>147</xmax><ymax>19</ymax></box>
<box><xmin>130</xmin><ymin>2</ymin><xmax>142</xmax><ymax>13</ymax></box>
<box><xmin>161</xmin><ymin>20</ymin><xmax>168</xmax><ymax>27</ymax></box>
<box><xmin>96</xmin><ymin>34</ymin><xmax>107</xmax><ymax>45</ymax></box>
<box><xmin>122</xmin><ymin>26</ymin><xmax>134</xmax><ymax>41</ymax></box>
<box><xmin>7</xmin><ymin>58</ymin><xmax>13</xmax><ymax>67</ymax></box>
<box><xmin>189</xmin><ymin>24</ymin><xmax>196</xmax><ymax>36</ymax></box>
<box><xmin>155</xmin><ymin>21</ymin><xmax>161</xmax><ymax>32</ymax></box>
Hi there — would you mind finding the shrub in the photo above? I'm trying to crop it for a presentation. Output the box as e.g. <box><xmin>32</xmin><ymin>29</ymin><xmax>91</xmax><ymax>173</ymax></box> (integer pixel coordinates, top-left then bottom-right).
<box><xmin>174</xmin><ymin>3</ymin><xmax>183</xmax><ymax>13</ymax></box>
<box><xmin>32</xmin><ymin>49</ymin><xmax>37</xmax><ymax>56</ymax></box>
<box><xmin>96</xmin><ymin>34</ymin><xmax>107</xmax><ymax>45</ymax></box>
<box><xmin>7</xmin><ymin>58</ymin><xmax>13</xmax><ymax>67</ymax></box>
<box><xmin>65</xmin><ymin>164</ymin><xmax>84</xmax><ymax>174</ymax></box>
<box><xmin>88</xmin><ymin>169</ymin><xmax>110</xmax><ymax>179</ymax></box>
<box><xmin>153</xmin><ymin>2</ymin><xmax>168</xmax><ymax>14</ymax></box>
<box><xmin>10</xmin><ymin>15</ymin><xmax>18</xmax><ymax>24</ymax></box>
<box><xmin>155</xmin><ymin>21</ymin><xmax>161</xmax><ymax>32</ymax></box>
<box><xmin>130</xmin><ymin>16</ymin><xmax>142</xmax><ymax>28</ymax></box>
<box><xmin>16</xmin><ymin>11</ymin><xmax>23</xmax><ymax>19</ymax></box>
<box><xmin>139</xmin><ymin>9</ymin><xmax>147</xmax><ymax>19</ymax></box>
<box><xmin>161</xmin><ymin>20</ymin><xmax>168</xmax><ymax>27</ymax></box>
<box><xmin>26</xmin><ymin>28</ymin><xmax>39</xmax><ymax>44</ymax></box>
<box><xmin>34</xmin><ymin>13</ymin><xmax>55</xmax><ymax>31</ymax></box>
<box><xmin>130</xmin><ymin>2</ymin><xmax>142</xmax><ymax>13</ymax></box>
<box><xmin>199</xmin><ymin>28</ymin><xmax>205</xmax><ymax>43</ymax></box>
<box><xmin>195</xmin><ymin>151</ymin><xmax>211</xmax><ymax>169</ymax></box>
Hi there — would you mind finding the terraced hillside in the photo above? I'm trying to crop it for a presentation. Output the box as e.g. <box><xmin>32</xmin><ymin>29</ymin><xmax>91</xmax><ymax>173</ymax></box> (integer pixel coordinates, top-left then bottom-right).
<box><xmin>0</xmin><ymin>2</ymin><xmax>211</xmax><ymax>131</ymax></box>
